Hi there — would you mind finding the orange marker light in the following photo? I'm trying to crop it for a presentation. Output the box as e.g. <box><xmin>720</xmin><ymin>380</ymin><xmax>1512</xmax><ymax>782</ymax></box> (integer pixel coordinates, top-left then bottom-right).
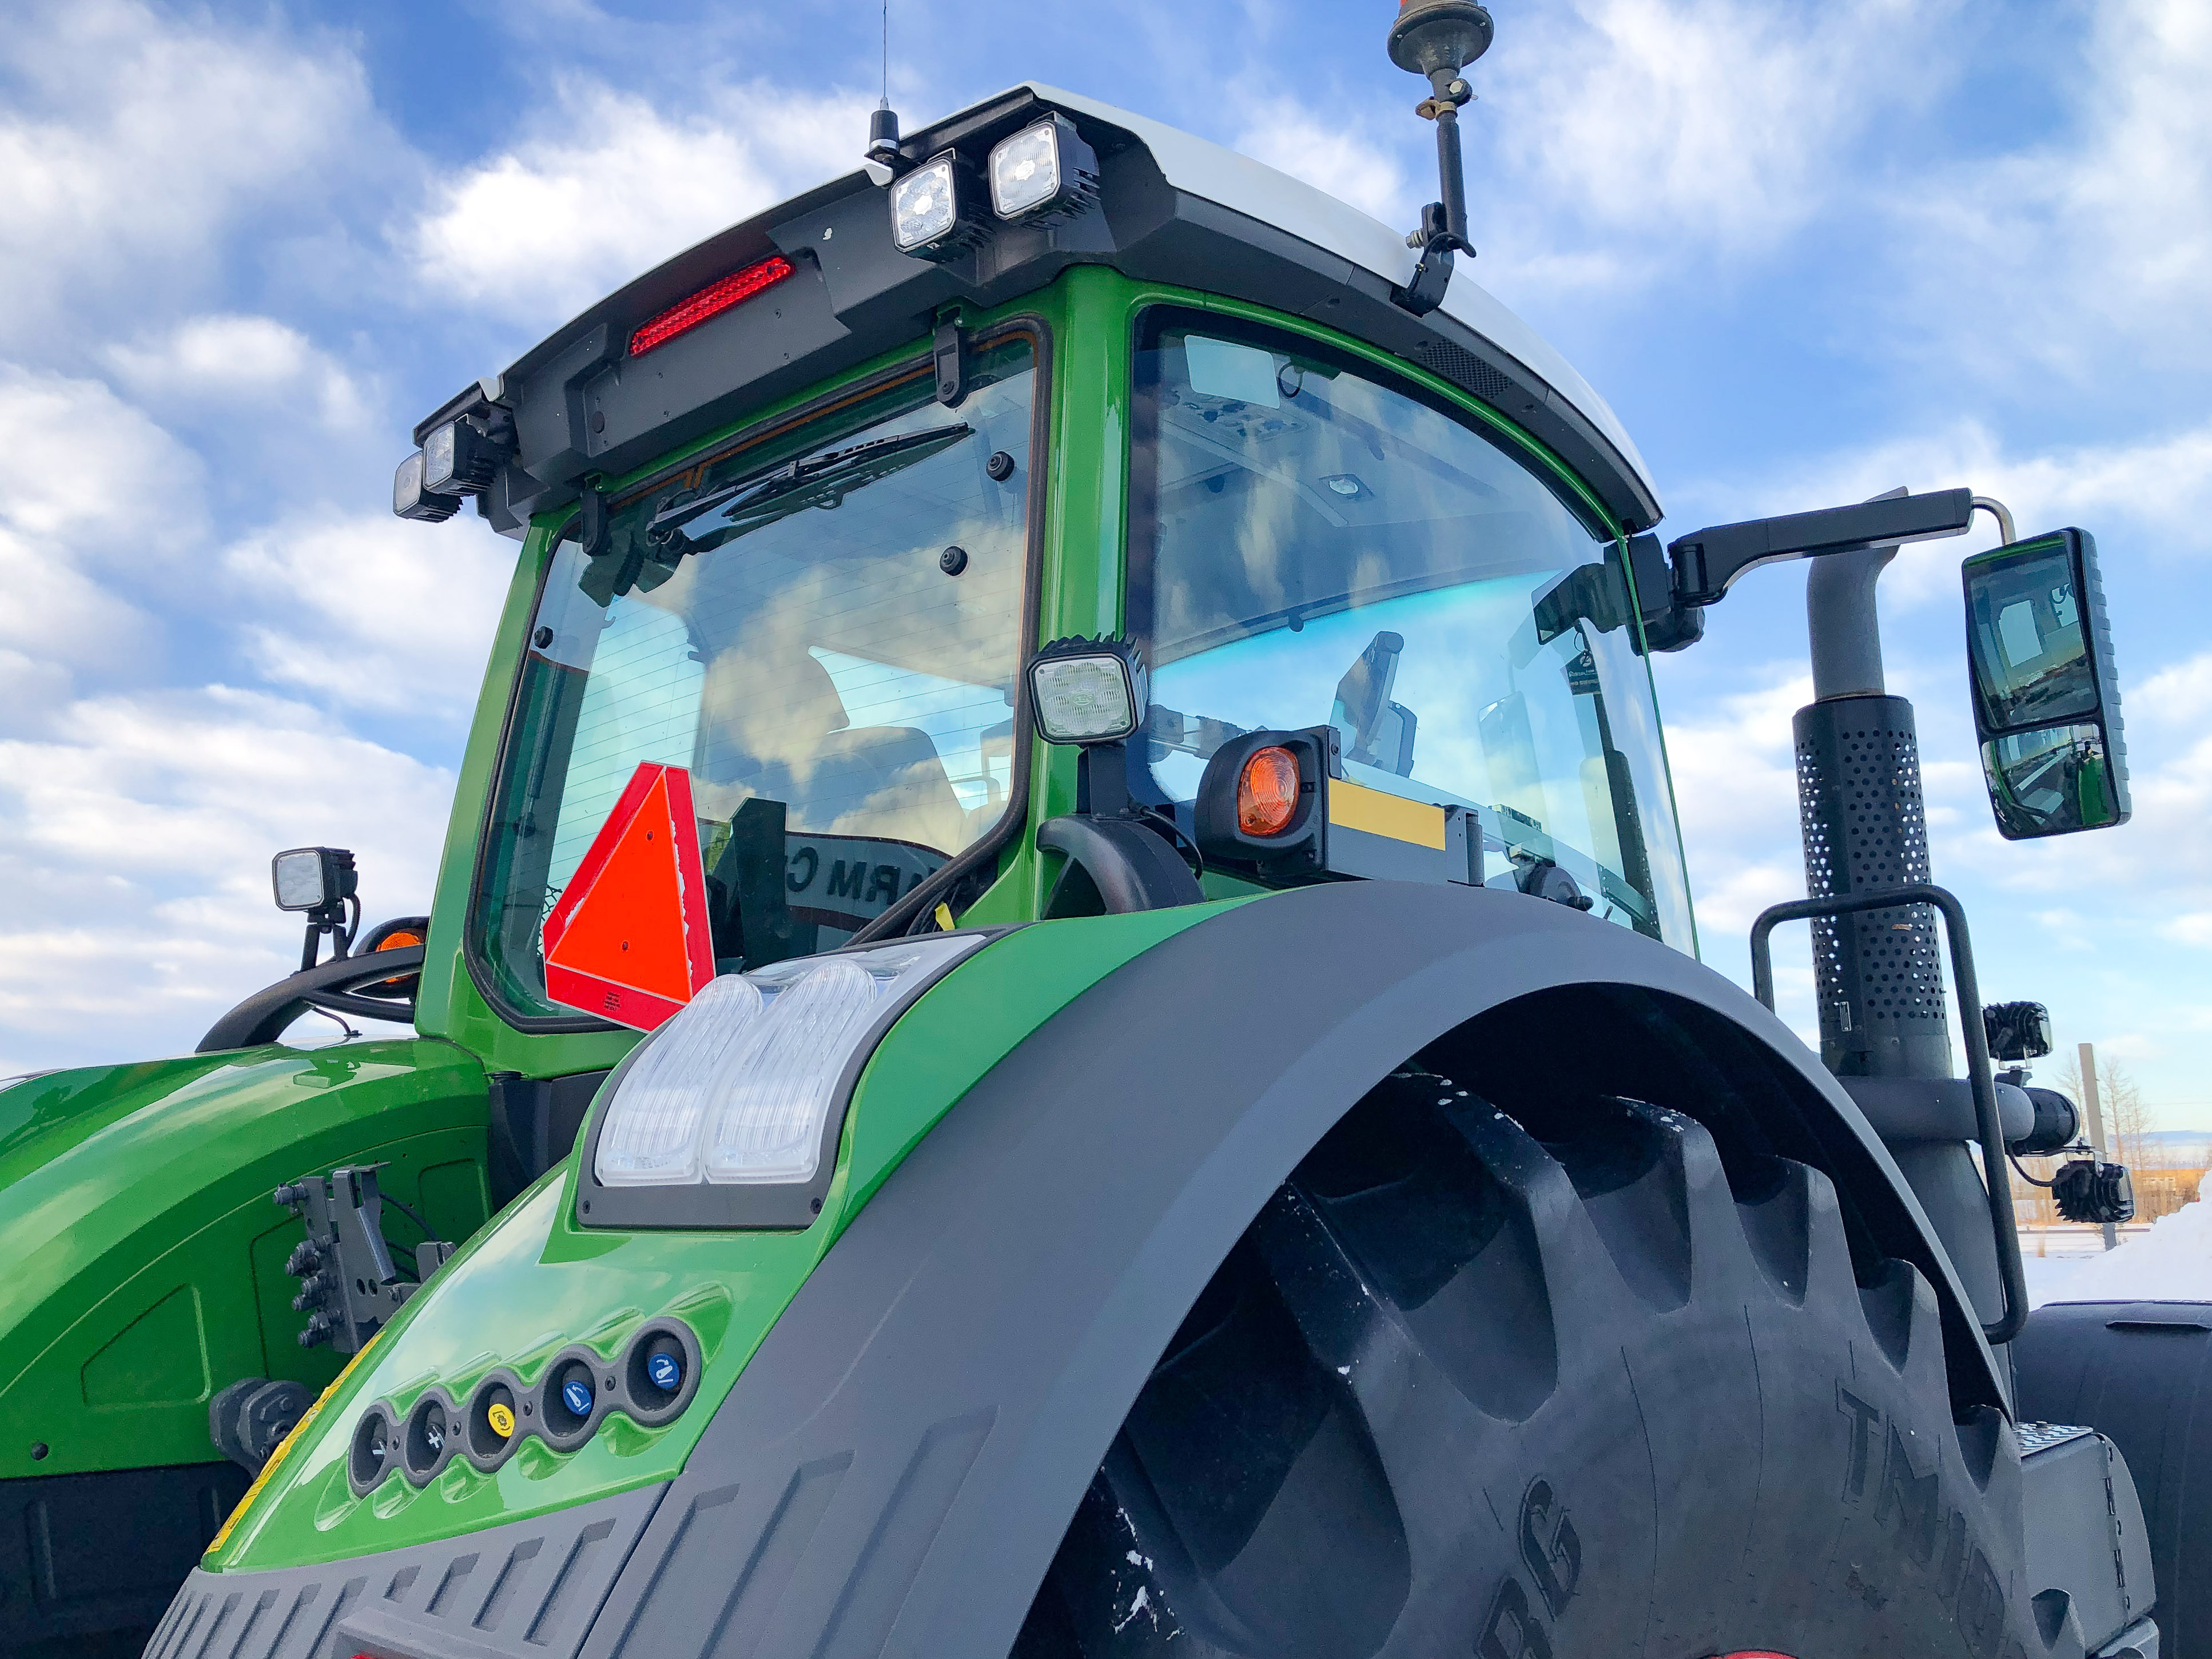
<box><xmin>1238</xmin><ymin>746</ymin><xmax>1302</xmax><ymax>836</ymax></box>
<box><xmin>372</xmin><ymin>928</ymin><xmax>423</xmax><ymax>989</ymax></box>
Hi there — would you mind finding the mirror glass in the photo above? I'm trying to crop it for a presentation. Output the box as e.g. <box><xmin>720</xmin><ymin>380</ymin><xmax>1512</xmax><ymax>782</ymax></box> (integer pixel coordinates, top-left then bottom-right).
<box><xmin>1964</xmin><ymin>534</ymin><xmax>2096</xmax><ymax>731</ymax></box>
<box><xmin>1981</xmin><ymin>722</ymin><xmax>2125</xmax><ymax>838</ymax></box>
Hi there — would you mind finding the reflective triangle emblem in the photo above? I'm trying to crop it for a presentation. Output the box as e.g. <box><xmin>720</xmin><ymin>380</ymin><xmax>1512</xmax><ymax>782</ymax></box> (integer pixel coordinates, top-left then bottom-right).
<box><xmin>541</xmin><ymin>762</ymin><xmax>715</xmax><ymax>1032</ymax></box>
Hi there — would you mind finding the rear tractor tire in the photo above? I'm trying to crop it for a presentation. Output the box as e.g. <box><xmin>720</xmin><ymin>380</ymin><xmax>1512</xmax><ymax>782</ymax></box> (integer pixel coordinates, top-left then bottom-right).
<box><xmin>1016</xmin><ymin>1073</ymin><xmax>2060</xmax><ymax>1659</ymax></box>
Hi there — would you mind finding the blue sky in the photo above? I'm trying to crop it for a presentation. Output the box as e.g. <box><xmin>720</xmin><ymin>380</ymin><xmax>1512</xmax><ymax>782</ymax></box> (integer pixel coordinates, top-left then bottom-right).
<box><xmin>1</xmin><ymin>0</ymin><xmax>2206</xmax><ymax>1127</ymax></box>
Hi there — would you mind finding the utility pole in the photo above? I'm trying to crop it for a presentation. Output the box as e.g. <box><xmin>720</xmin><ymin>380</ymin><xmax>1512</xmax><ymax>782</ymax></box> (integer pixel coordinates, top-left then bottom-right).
<box><xmin>2078</xmin><ymin>1041</ymin><xmax>2118</xmax><ymax>1251</ymax></box>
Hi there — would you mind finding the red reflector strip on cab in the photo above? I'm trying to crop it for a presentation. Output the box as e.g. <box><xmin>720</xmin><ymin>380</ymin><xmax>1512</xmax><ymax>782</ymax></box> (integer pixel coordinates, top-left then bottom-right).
<box><xmin>628</xmin><ymin>254</ymin><xmax>796</xmax><ymax>356</ymax></box>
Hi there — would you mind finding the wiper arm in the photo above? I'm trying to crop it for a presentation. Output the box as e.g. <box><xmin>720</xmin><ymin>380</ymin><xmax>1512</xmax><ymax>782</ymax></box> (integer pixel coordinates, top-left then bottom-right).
<box><xmin>647</xmin><ymin>423</ymin><xmax>971</xmax><ymax>550</ymax></box>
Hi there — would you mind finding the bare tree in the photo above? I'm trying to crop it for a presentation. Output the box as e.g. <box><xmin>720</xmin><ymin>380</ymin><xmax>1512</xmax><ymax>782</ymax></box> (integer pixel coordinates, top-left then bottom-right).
<box><xmin>2054</xmin><ymin>1052</ymin><xmax>2165</xmax><ymax>1170</ymax></box>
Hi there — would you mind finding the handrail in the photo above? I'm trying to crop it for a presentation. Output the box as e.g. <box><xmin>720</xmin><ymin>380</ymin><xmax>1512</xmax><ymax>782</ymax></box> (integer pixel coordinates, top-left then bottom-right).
<box><xmin>197</xmin><ymin>945</ymin><xmax>425</xmax><ymax>1054</ymax></box>
<box><xmin>1750</xmin><ymin>883</ymin><xmax>2027</xmax><ymax>1346</ymax></box>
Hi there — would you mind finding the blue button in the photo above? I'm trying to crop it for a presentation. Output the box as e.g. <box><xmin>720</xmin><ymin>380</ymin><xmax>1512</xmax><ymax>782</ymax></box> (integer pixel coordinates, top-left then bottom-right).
<box><xmin>561</xmin><ymin>1377</ymin><xmax>593</xmax><ymax>1418</ymax></box>
<box><xmin>647</xmin><ymin>1351</ymin><xmax>682</xmax><ymax>1393</ymax></box>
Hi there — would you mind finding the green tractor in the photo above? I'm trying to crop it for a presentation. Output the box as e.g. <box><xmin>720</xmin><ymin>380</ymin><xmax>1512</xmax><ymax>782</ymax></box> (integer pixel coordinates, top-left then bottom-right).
<box><xmin>5</xmin><ymin>6</ymin><xmax>2204</xmax><ymax>1657</ymax></box>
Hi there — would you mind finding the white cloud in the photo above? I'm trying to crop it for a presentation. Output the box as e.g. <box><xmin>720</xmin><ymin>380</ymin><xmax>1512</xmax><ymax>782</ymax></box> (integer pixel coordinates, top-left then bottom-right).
<box><xmin>1479</xmin><ymin>0</ymin><xmax>1960</xmax><ymax>279</ymax></box>
<box><xmin>1884</xmin><ymin>0</ymin><xmax>2212</xmax><ymax>385</ymax></box>
<box><xmin>225</xmin><ymin>511</ymin><xmax>516</xmax><ymax>717</ymax></box>
<box><xmin>1231</xmin><ymin>103</ymin><xmax>1406</xmax><ymax>224</ymax></box>
<box><xmin>410</xmin><ymin>78</ymin><xmax>872</xmax><ymax>325</ymax></box>
<box><xmin>0</xmin><ymin>685</ymin><xmax>455</xmax><ymax>1071</ymax></box>
<box><xmin>0</xmin><ymin>367</ymin><xmax>208</xmax><ymax>674</ymax></box>
<box><xmin>105</xmin><ymin>314</ymin><xmax>372</xmax><ymax>432</ymax></box>
<box><xmin>0</xmin><ymin>1</ymin><xmax>391</xmax><ymax>347</ymax></box>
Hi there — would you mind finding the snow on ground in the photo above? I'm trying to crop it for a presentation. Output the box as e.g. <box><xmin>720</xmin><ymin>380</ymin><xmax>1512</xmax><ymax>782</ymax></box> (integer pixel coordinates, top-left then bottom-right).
<box><xmin>2026</xmin><ymin>1176</ymin><xmax>2212</xmax><ymax>1308</ymax></box>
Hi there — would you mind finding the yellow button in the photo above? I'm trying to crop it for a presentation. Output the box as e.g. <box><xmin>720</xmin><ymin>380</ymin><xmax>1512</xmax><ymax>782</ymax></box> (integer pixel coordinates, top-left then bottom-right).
<box><xmin>487</xmin><ymin>1402</ymin><xmax>515</xmax><ymax>1438</ymax></box>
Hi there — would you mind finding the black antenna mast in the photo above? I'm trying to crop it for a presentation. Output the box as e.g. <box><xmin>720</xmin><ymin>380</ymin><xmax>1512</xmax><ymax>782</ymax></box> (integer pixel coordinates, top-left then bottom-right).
<box><xmin>866</xmin><ymin>0</ymin><xmax>902</xmax><ymax>179</ymax></box>
<box><xmin>1386</xmin><ymin>0</ymin><xmax>1493</xmax><ymax>316</ymax></box>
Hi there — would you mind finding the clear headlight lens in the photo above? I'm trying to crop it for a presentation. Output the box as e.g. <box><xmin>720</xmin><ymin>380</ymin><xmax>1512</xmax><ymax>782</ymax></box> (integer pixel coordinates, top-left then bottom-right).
<box><xmin>989</xmin><ymin>122</ymin><xmax>1062</xmax><ymax>218</ymax></box>
<box><xmin>1029</xmin><ymin>647</ymin><xmax>1147</xmax><ymax>743</ymax></box>
<box><xmin>595</xmin><ymin>974</ymin><xmax>763</xmax><ymax>1185</ymax></box>
<box><xmin>594</xmin><ymin>935</ymin><xmax>984</xmax><ymax>1190</ymax></box>
<box><xmin>891</xmin><ymin>156</ymin><xmax>959</xmax><ymax>251</ymax></box>
<box><xmin>986</xmin><ymin>114</ymin><xmax>1100</xmax><ymax>225</ymax></box>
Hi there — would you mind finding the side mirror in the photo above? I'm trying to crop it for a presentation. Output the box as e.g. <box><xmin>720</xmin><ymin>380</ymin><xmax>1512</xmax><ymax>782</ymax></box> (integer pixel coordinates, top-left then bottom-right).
<box><xmin>1962</xmin><ymin>528</ymin><xmax>2130</xmax><ymax>838</ymax></box>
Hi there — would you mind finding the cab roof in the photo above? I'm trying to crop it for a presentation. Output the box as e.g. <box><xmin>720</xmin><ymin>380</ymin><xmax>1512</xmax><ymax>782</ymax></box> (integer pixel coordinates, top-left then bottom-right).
<box><xmin>428</xmin><ymin>83</ymin><xmax>1662</xmax><ymax>537</ymax></box>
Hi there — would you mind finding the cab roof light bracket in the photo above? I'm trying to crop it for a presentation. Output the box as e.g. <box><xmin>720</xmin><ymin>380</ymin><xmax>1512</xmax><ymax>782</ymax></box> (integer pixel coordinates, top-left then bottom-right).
<box><xmin>934</xmin><ymin>315</ymin><xmax>966</xmax><ymax>408</ymax></box>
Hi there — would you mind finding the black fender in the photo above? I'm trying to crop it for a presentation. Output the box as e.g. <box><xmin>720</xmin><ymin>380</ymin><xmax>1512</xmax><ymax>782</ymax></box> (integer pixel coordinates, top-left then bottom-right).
<box><xmin>574</xmin><ymin>880</ymin><xmax>2007</xmax><ymax>1659</ymax></box>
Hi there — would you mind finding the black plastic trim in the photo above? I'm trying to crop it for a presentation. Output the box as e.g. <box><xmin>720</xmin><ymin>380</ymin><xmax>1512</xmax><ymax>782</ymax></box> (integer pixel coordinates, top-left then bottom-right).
<box><xmin>347</xmin><ymin>1401</ymin><xmax>400</xmax><ymax>1497</ymax></box>
<box><xmin>399</xmin><ymin>1387</ymin><xmax>463</xmax><ymax>1486</ymax></box>
<box><xmin>151</xmin><ymin>1481</ymin><xmax>667</xmax><ymax>1659</ymax></box>
<box><xmin>566</xmin><ymin>881</ymin><xmax>2009</xmax><ymax>1659</ymax></box>
<box><xmin>538</xmin><ymin>1347</ymin><xmax>615</xmax><ymax>1453</ymax></box>
<box><xmin>460</xmin><ymin>320</ymin><xmax>1050</xmax><ymax>1035</ymax></box>
<box><xmin>619</xmin><ymin>1319</ymin><xmax>703</xmax><ymax>1429</ymax></box>
<box><xmin>196</xmin><ymin>944</ymin><xmax>425</xmax><ymax>1052</ymax></box>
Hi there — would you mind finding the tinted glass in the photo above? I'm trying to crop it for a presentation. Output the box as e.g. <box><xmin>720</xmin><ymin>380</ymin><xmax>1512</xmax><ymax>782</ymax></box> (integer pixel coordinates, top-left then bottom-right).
<box><xmin>1966</xmin><ymin>535</ymin><xmax>2096</xmax><ymax>731</ymax></box>
<box><xmin>1129</xmin><ymin>316</ymin><xmax>1693</xmax><ymax>946</ymax></box>
<box><xmin>475</xmin><ymin>336</ymin><xmax>1035</xmax><ymax>1019</ymax></box>
<box><xmin>1983</xmin><ymin>722</ymin><xmax>2125</xmax><ymax>838</ymax></box>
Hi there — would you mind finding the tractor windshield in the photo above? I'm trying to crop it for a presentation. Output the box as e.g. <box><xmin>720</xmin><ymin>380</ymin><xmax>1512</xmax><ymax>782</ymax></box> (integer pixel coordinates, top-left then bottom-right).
<box><xmin>472</xmin><ymin>332</ymin><xmax>1036</xmax><ymax>1020</ymax></box>
<box><xmin>1130</xmin><ymin>312</ymin><xmax>1694</xmax><ymax>946</ymax></box>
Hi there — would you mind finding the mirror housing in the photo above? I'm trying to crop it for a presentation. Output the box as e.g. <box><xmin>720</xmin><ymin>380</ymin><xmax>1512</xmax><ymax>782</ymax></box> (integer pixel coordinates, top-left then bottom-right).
<box><xmin>1962</xmin><ymin>528</ymin><xmax>2130</xmax><ymax>839</ymax></box>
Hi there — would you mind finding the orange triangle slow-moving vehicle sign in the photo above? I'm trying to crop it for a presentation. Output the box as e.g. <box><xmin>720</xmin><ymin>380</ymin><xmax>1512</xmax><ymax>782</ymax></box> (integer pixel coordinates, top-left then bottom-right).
<box><xmin>541</xmin><ymin>762</ymin><xmax>715</xmax><ymax>1032</ymax></box>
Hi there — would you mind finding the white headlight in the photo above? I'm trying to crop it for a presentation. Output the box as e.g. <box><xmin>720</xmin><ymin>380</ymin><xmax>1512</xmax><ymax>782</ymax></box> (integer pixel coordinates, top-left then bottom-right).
<box><xmin>986</xmin><ymin>114</ymin><xmax>1100</xmax><ymax>225</ymax></box>
<box><xmin>595</xmin><ymin>974</ymin><xmax>765</xmax><ymax>1185</ymax></box>
<box><xmin>702</xmin><ymin>956</ymin><xmax>880</xmax><ymax>1184</ymax></box>
<box><xmin>592</xmin><ymin>935</ymin><xmax>985</xmax><ymax>1191</ymax></box>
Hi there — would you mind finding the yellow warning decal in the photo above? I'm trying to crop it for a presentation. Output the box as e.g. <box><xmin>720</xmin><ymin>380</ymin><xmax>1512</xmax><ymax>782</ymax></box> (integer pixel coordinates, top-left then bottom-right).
<box><xmin>1327</xmin><ymin>778</ymin><xmax>1447</xmax><ymax>849</ymax></box>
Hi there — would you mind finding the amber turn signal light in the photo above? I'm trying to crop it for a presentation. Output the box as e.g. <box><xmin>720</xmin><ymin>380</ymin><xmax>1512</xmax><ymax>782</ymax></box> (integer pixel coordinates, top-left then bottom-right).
<box><xmin>1238</xmin><ymin>746</ymin><xmax>1302</xmax><ymax>836</ymax></box>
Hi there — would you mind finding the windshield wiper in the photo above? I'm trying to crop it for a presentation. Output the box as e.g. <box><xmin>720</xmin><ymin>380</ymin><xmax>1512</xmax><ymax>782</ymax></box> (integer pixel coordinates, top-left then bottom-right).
<box><xmin>647</xmin><ymin>423</ymin><xmax>971</xmax><ymax>554</ymax></box>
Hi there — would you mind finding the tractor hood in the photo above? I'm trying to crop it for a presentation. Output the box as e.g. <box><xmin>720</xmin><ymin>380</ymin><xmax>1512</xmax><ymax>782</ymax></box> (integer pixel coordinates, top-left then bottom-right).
<box><xmin>421</xmin><ymin>83</ymin><xmax>1661</xmax><ymax>538</ymax></box>
<box><xmin>0</xmin><ymin>1040</ymin><xmax>490</xmax><ymax>1482</ymax></box>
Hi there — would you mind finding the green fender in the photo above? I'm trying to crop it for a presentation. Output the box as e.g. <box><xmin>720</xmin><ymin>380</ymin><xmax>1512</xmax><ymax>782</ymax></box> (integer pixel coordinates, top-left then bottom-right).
<box><xmin>209</xmin><ymin>902</ymin><xmax>1243</xmax><ymax>1573</ymax></box>
<box><xmin>0</xmin><ymin>1039</ymin><xmax>492</xmax><ymax>1482</ymax></box>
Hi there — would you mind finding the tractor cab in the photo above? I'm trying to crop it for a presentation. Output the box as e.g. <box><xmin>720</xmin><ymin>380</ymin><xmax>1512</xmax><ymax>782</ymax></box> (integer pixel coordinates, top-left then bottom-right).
<box><xmin>19</xmin><ymin>10</ymin><xmax>2204</xmax><ymax>1658</ymax></box>
<box><xmin>419</xmin><ymin>79</ymin><xmax>1698</xmax><ymax>1045</ymax></box>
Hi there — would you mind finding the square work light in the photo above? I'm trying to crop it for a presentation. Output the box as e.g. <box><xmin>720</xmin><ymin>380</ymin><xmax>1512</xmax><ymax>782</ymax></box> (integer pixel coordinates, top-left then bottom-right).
<box><xmin>988</xmin><ymin>114</ymin><xmax>1101</xmax><ymax>225</ymax></box>
<box><xmin>1027</xmin><ymin>638</ymin><xmax>1149</xmax><ymax>745</ymax></box>
<box><xmin>890</xmin><ymin>152</ymin><xmax>988</xmax><ymax>260</ymax></box>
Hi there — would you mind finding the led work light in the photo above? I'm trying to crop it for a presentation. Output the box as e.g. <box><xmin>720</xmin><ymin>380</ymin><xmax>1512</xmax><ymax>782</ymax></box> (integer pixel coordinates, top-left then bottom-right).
<box><xmin>1027</xmin><ymin>637</ymin><xmax>1149</xmax><ymax>746</ymax></box>
<box><xmin>272</xmin><ymin>846</ymin><xmax>356</xmax><ymax>914</ymax></box>
<box><xmin>421</xmin><ymin>416</ymin><xmax>501</xmax><ymax>496</ymax></box>
<box><xmin>988</xmin><ymin>114</ymin><xmax>1101</xmax><ymax>224</ymax></box>
<box><xmin>890</xmin><ymin>152</ymin><xmax>987</xmax><ymax>260</ymax></box>
<box><xmin>393</xmin><ymin>449</ymin><xmax>462</xmax><ymax>523</ymax></box>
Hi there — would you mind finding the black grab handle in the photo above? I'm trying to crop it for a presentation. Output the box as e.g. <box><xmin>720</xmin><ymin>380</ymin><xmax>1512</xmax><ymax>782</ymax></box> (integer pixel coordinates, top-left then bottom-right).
<box><xmin>1750</xmin><ymin>883</ymin><xmax>2027</xmax><ymax>1347</ymax></box>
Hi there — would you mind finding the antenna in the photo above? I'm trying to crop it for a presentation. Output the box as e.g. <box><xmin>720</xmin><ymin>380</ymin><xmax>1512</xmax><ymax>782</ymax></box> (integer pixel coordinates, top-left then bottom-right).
<box><xmin>1385</xmin><ymin>0</ymin><xmax>1493</xmax><ymax>317</ymax></box>
<box><xmin>864</xmin><ymin>0</ymin><xmax>902</xmax><ymax>182</ymax></box>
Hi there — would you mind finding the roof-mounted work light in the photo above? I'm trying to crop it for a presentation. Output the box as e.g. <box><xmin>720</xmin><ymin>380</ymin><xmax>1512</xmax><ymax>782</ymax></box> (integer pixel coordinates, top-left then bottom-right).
<box><xmin>1027</xmin><ymin>637</ymin><xmax>1148</xmax><ymax>746</ymax></box>
<box><xmin>890</xmin><ymin>151</ymin><xmax>989</xmax><ymax>260</ymax></box>
<box><xmin>421</xmin><ymin>416</ymin><xmax>502</xmax><ymax>496</ymax></box>
<box><xmin>392</xmin><ymin>449</ymin><xmax>462</xmax><ymax>523</ymax></box>
<box><xmin>988</xmin><ymin>114</ymin><xmax>1100</xmax><ymax>225</ymax></box>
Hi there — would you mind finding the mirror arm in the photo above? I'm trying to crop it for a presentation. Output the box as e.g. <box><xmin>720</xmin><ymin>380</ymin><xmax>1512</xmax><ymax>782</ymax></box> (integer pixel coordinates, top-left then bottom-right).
<box><xmin>1970</xmin><ymin>495</ymin><xmax>2016</xmax><ymax>545</ymax></box>
<box><xmin>1665</xmin><ymin>486</ymin><xmax>1976</xmax><ymax>608</ymax></box>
